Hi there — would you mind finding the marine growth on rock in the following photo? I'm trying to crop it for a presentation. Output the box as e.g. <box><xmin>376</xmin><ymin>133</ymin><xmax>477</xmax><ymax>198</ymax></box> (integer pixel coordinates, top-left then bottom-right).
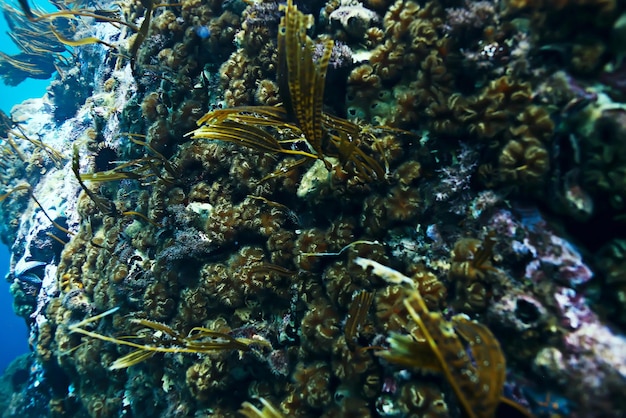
<box><xmin>0</xmin><ymin>0</ymin><xmax>625</xmax><ymax>417</ymax></box>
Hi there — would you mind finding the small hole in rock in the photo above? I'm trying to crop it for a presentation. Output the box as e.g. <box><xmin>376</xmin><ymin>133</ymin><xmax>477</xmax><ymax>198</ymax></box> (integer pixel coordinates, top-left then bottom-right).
<box><xmin>515</xmin><ymin>298</ymin><xmax>541</xmax><ymax>324</ymax></box>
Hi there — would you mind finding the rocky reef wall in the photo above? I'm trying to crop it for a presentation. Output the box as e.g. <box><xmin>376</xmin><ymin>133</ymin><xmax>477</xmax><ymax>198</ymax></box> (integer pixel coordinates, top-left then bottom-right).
<box><xmin>0</xmin><ymin>0</ymin><xmax>625</xmax><ymax>417</ymax></box>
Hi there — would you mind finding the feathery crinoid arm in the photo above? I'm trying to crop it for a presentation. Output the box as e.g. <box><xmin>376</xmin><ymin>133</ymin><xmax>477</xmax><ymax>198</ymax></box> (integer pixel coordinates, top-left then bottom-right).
<box><xmin>403</xmin><ymin>291</ymin><xmax>505</xmax><ymax>418</ymax></box>
<box><xmin>278</xmin><ymin>0</ymin><xmax>333</xmax><ymax>157</ymax></box>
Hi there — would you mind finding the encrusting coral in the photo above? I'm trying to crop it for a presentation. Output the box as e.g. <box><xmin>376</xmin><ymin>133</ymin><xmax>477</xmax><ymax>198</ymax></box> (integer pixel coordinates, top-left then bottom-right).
<box><xmin>1</xmin><ymin>0</ymin><xmax>626</xmax><ymax>417</ymax></box>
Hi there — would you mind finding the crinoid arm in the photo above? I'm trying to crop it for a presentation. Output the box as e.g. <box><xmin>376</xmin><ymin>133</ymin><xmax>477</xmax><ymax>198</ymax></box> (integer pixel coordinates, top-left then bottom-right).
<box><xmin>277</xmin><ymin>0</ymin><xmax>331</xmax><ymax>156</ymax></box>
<box><xmin>239</xmin><ymin>398</ymin><xmax>285</xmax><ymax>418</ymax></box>
<box><xmin>358</xmin><ymin>258</ymin><xmax>534</xmax><ymax>418</ymax></box>
<box><xmin>190</xmin><ymin>107</ymin><xmax>319</xmax><ymax>160</ymax></box>
<box><xmin>69</xmin><ymin>308</ymin><xmax>256</xmax><ymax>370</ymax></box>
<box><xmin>190</xmin><ymin>0</ymin><xmax>389</xmax><ymax>184</ymax></box>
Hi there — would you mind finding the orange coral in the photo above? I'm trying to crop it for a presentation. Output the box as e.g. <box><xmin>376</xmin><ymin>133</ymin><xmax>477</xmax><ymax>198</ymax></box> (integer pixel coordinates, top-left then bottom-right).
<box><xmin>375</xmin><ymin>284</ymin><xmax>410</xmax><ymax>332</ymax></box>
<box><xmin>267</xmin><ymin>230</ymin><xmax>296</xmax><ymax>265</ymax></box>
<box><xmin>200</xmin><ymin>262</ymin><xmax>243</xmax><ymax>308</ymax></box>
<box><xmin>186</xmin><ymin>354</ymin><xmax>231</xmax><ymax>401</ymax></box>
<box><xmin>509</xmin><ymin>105</ymin><xmax>555</xmax><ymax>143</ymax></box>
<box><xmin>363</xmin><ymin>26</ymin><xmax>385</xmax><ymax>48</ymax></box>
<box><xmin>383</xmin><ymin>184</ymin><xmax>421</xmax><ymax>222</ymax></box>
<box><xmin>411</xmin><ymin>268</ymin><xmax>447</xmax><ymax>311</ymax></box>
<box><xmin>295</xmin><ymin>228</ymin><xmax>330</xmax><ymax>271</ymax></box>
<box><xmin>449</xmin><ymin>234</ymin><xmax>498</xmax><ymax>312</ymax></box>
<box><xmin>348</xmin><ymin>64</ymin><xmax>382</xmax><ymax>91</ymax></box>
<box><xmin>458</xmin><ymin>75</ymin><xmax>532</xmax><ymax>140</ymax></box>
<box><xmin>342</xmin><ymin>0</ymin><xmax>456</xmax><ymax>129</ymax></box>
<box><xmin>397</xmin><ymin>382</ymin><xmax>449</xmax><ymax>417</ymax></box>
<box><xmin>289</xmin><ymin>362</ymin><xmax>333</xmax><ymax>410</ymax></box>
<box><xmin>370</xmin><ymin>39</ymin><xmax>405</xmax><ymax>82</ymax></box>
<box><xmin>498</xmin><ymin>137</ymin><xmax>550</xmax><ymax>187</ymax></box>
<box><xmin>254</xmin><ymin>79</ymin><xmax>281</xmax><ymax>106</ymax></box>
<box><xmin>383</xmin><ymin>0</ymin><xmax>422</xmax><ymax>40</ymax></box>
<box><xmin>300</xmin><ymin>299</ymin><xmax>341</xmax><ymax>353</ymax></box>
<box><xmin>395</xmin><ymin>160</ymin><xmax>422</xmax><ymax>185</ymax></box>
<box><xmin>140</xmin><ymin>92</ymin><xmax>163</xmax><ymax>122</ymax></box>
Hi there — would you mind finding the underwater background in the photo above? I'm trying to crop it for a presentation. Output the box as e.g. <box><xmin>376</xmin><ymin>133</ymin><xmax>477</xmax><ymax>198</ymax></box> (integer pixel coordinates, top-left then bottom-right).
<box><xmin>0</xmin><ymin>4</ymin><xmax>53</xmax><ymax>374</ymax></box>
<box><xmin>1</xmin><ymin>0</ymin><xmax>626</xmax><ymax>417</ymax></box>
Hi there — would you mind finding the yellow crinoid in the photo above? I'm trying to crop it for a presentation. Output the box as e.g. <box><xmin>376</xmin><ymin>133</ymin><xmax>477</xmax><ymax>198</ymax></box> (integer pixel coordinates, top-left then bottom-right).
<box><xmin>190</xmin><ymin>0</ymin><xmax>386</xmax><ymax>183</ymax></box>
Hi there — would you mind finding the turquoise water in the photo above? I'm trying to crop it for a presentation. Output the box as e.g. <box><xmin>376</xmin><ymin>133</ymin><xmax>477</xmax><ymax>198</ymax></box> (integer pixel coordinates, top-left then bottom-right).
<box><xmin>0</xmin><ymin>2</ymin><xmax>54</xmax><ymax>372</ymax></box>
<box><xmin>0</xmin><ymin>2</ymin><xmax>52</xmax><ymax>114</ymax></box>
<box><xmin>0</xmin><ymin>244</ymin><xmax>22</xmax><ymax>374</ymax></box>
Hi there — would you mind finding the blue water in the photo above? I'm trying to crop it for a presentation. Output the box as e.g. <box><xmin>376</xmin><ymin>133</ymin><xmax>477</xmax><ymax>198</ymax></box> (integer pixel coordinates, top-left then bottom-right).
<box><xmin>0</xmin><ymin>3</ymin><xmax>53</xmax><ymax>115</ymax></box>
<box><xmin>0</xmin><ymin>245</ymin><xmax>26</xmax><ymax>374</ymax></box>
<box><xmin>0</xmin><ymin>1</ymin><xmax>56</xmax><ymax>373</ymax></box>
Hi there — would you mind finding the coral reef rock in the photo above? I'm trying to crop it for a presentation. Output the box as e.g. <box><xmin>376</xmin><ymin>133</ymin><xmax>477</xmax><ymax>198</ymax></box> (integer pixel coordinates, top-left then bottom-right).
<box><xmin>0</xmin><ymin>0</ymin><xmax>625</xmax><ymax>417</ymax></box>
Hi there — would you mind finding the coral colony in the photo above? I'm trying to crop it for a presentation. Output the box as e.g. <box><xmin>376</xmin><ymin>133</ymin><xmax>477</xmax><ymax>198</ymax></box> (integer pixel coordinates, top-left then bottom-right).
<box><xmin>0</xmin><ymin>0</ymin><xmax>626</xmax><ymax>417</ymax></box>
